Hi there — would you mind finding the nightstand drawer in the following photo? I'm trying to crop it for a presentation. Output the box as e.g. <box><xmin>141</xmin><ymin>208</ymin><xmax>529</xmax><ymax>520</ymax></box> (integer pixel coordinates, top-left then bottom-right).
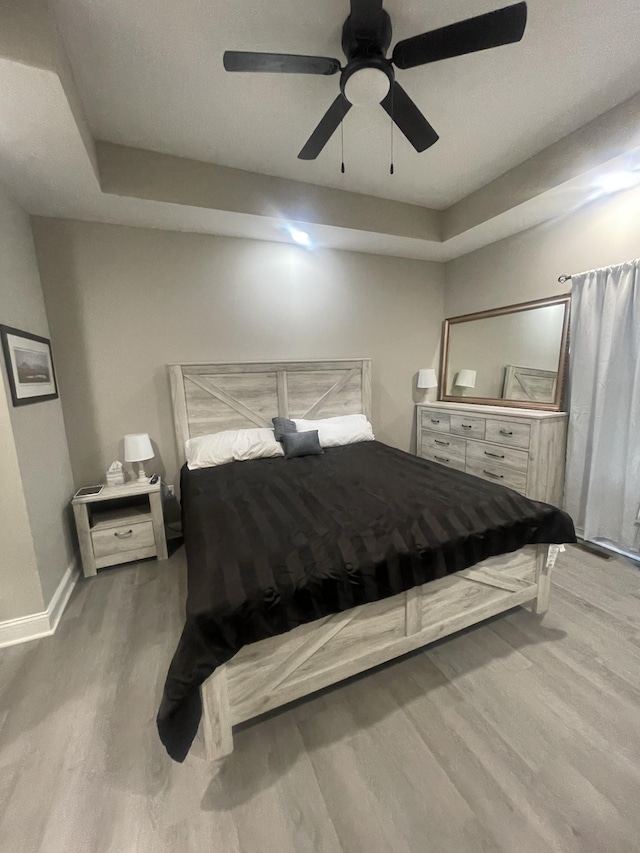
<box><xmin>450</xmin><ymin>414</ymin><xmax>485</xmax><ymax>440</ymax></box>
<box><xmin>421</xmin><ymin>411</ymin><xmax>450</xmax><ymax>432</ymax></box>
<box><xmin>466</xmin><ymin>440</ymin><xmax>529</xmax><ymax>474</ymax></box>
<box><xmin>92</xmin><ymin>520</ymin><xmax>155</xmax><ymax>558</ymax></box>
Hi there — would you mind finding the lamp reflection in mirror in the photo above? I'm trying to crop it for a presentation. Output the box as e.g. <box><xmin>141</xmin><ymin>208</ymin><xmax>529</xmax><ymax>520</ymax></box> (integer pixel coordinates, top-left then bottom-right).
<box><xmin>124</xmin><ymin>433</ymin><xmax>154</xmax><ymax>483</ymax></box>
<box><xmin>455</xmin><ymin>369</ymin><xmax>476</xmax><ymax>396</ymax></box>
<box><xmin>417</xmin><ymin>368</ymin><xmax>438</xmax><ymax>402</ymax></box>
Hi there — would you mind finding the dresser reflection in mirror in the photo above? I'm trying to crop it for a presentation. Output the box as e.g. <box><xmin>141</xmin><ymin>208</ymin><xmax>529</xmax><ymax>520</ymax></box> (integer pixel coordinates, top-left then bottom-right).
<box><xmin>441</xmin><ymin>294</ymin><xmax>570</xmax><ymax>410</ymax></box>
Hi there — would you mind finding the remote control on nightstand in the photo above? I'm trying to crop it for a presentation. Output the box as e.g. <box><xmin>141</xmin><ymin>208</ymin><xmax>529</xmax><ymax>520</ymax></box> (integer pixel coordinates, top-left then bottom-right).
<box><xmin>149</xmin><ymin>474</ymin><xmax>159</xmax><ymax>484</ymax></box>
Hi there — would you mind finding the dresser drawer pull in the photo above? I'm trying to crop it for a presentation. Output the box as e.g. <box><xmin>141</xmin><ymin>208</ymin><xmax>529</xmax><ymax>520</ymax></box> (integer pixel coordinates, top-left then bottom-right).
<box><xmin>483</xmin><ymin>470</ymin><xmax>504</xmax><ymax>479</ymax></box>
<box><xmin>434</xmin><ymin>439</ymin><xmax>450</xmax><ymax>446</ymax></box>
<box><xmin>114</xmin><ymin>529</ymin><xmax>133</xmax><ymax>539</ymax></box>
<box><xmin>434</xmin><ymin>455</ymin><xmax>450</xmax><ymax>463</ymax></box>
<box><xmin>499</xmin><ymin>429</ymin><xmax>513</xmax><ymax>436</ymax></box>
<box><xmin>461</xmin><ymin>424</ymin><xmax>472</xmax><ymax>429</ymax></box>
<box><xmin>484</xmin><ymin>451</ymin><xmax>505</xmax><ymax>459</ymax></box>
<box><xmin>430</xmin><ymin>418</ymin><xmax>440</xmax><ymax>424</ymax></box>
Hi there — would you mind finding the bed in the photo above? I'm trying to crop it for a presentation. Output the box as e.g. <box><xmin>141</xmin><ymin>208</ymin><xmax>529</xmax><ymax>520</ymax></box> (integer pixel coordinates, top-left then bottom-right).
<box><xmin>158</xmin><ymin>359</ymin><xmax>575</xmax><ymax>762</ymax></box>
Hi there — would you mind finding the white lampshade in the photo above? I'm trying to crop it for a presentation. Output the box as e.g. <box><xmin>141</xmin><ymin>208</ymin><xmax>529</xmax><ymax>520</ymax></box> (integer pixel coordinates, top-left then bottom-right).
<box><xmin>455</xmin><ymin>369</ymin><xmax>477</xmax><ymax>389</ymax></box>
<box><xmin>417</xmin><ymin>368</ymin><xmax>438</xmax><ymax>389</ymax></box>
<box><xmin>124</xmin><ymin>433</ymin><xmax>154</xmax><ymax>462</ymax></box>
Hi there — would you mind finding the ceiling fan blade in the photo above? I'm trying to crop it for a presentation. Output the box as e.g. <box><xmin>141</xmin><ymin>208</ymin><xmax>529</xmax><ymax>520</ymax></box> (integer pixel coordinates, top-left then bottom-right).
<box><xmin>393</xmin><ymin>2</ymin><xmax>527</xmax><ymax>69</ymax></box>
<box><xmin>223</xmin><ymin>51</ymin><xmax>341</xmax><ymax>75</ymax></box>
<box><xmin>350</xmin><ymin>0</ymin><xmax>384</xmax><ymax>41</ymax></box>
<box><xmin>298</xmin><ymin>95</ymin><xmax>352</xmax><ymax>160</ymax></box>
<box><xmin>381</xmin><ymin>83</ymin><xmax>439</xmax><ymax>152</ymax></box>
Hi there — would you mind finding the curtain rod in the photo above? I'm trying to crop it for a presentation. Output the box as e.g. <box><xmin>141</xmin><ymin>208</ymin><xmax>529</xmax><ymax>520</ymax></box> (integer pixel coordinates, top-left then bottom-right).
<box><xmin>559</xmin><ymin>258</ymin><xmax>639</xmax><ymax>284</ymax></box>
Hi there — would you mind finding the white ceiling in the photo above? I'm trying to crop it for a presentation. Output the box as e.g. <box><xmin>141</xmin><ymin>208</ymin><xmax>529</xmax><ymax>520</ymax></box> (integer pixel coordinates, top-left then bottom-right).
<box><xmin>49</xmin><ymin>0</ymin><xmax>640</xmax><ymax>210</ymax></box>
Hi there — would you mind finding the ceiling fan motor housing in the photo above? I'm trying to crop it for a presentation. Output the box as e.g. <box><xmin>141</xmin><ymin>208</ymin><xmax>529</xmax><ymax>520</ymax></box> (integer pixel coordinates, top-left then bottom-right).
<box><xmin>340</xmin><ymin>11</ymin><xmax>394</xmax><ymax>106</ymax></box>
<box><xmin>341</xmin><ymin>10</ymin><xmax>392</xmax><ymax>58</ymax></box>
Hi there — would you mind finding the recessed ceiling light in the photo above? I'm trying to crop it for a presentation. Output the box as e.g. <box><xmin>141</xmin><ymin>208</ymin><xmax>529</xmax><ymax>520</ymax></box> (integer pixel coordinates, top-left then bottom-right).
<box><xmin>597</xmin><ymin>171</ymin><xmax>640</xmax><ymax>195</ymax></box>
<box><xmin>289</xmin><ymin>228</ymin><xmax>311</xmax><ymax>246</ymax></box>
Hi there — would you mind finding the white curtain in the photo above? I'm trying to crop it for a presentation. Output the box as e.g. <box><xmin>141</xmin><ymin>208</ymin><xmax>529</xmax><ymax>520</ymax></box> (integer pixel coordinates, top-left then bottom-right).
<box><xmin>565</xmin><ymin>259</ymin><xmax>640</xmax><ymax>554</ymax></box>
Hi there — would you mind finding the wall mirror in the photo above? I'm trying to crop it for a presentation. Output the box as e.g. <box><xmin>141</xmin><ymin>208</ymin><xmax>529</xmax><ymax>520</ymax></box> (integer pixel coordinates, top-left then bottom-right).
<box><xmin>440</xmin><ymin>294</ymin><xmax>571</xmax><ymax>411</ymax></box>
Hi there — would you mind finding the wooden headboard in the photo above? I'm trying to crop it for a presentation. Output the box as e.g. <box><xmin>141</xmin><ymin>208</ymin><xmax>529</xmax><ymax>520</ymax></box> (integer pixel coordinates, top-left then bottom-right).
<box><xmin>168</xmin><ymin>359</ymin><xmax>372</xmax><ymax>464</ymax></box>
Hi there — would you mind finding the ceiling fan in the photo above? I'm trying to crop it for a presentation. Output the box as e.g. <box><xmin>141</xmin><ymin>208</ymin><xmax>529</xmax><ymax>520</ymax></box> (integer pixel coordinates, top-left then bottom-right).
<box><xmin>223</xmin><ymin>1</ymin><xmax>528</xmax><ymax>161</ymax></box>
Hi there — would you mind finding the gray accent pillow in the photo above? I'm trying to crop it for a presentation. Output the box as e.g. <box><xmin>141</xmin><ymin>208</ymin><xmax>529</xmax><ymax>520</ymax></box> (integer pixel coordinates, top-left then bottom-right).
<box><xmin>272</xmin><ymin>417</ymin><xmax>297</xmax><ymax>442</ymax></box>
<box><xmin>280</xmin><ymin>430</ymin><xmax>323</xmax><ymax>459</ymax></box>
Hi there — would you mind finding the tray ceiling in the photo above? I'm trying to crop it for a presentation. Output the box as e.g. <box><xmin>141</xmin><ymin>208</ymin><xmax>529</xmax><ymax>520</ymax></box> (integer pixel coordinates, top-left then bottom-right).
<box><xmin>49</xmin><ymin>0</ymin><xmax>640</xmax><ymax>209</ymax></box>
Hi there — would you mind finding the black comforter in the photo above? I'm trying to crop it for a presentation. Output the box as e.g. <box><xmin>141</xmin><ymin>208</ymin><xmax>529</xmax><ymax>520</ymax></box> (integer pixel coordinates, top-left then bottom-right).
<box><xmin>158</xmin><ymin>441</ymin><xmax>575</xmax><ymax>760</ymax></box>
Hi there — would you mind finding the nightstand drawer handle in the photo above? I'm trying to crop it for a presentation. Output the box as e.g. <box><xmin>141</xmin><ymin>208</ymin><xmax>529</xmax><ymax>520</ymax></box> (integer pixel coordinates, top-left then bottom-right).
<box><xmin>115</xmin><ymin>529</ymin><xmax>133</xmax><ymax>538</ymax></box>
<box><xmin>434</xmin><ymin>455</ymin><xmax>450</xmax><ymax>463</ymax></box>
<box><xmin>434</xmin><ymin>439</ymin><xmax>449</xmax><ymax>446</ymax></box>
<box><xmin>484</xmin><ymin>451</ymin><xmax>505</xmax><ymax>459</ymax></box>
<box><xmin>461</xmin><ymin>424</ymin><xmax>472</xmax><ymax>429</ymax></box>
<box><xmin>500</xmin><ymin>429</ymin><xmax>513</xmax><ymax>436</ymax></box>
<box><xmin>483</xmin><ymin>470</ymin><xmax>504</xmax><ymax>479</ymax></box>
<box><xmin>430</xmin><ymin>418</ymin><xmax>440</xmax><ymax>424</ymax></box>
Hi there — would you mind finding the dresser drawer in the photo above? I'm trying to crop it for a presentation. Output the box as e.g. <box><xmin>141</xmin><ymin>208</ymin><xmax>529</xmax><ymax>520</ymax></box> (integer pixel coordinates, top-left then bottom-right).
<box><xmin>92</xmin><ymin>520</ymin><xmax>155</xmax><ymax>559</ymax></box>
<box><xmin>466</xmin><ymin>440</ymin><xmax>529</xmax><ymax>474</ymax></box>
<box><xmin>466</xmin><ymin>457</ymin><xmax>527</xmax><ymax>493</ymax></box>
<box><xmin>421</xmin><ymin>430</ymin><xmax>466</xmax><ymax>458</ymax></box>
<box><xmin>421</xmin><ymin>448</ymin><xmax>466</xmax><ymax>472</ymax></box>
<box><xmin>485</xmin><ymin>418</ymin><xmax>531</xmax><ymax>449</ymax></box>
<box><xmin>450</xmin><ymin>414</ymin><xmax>486</xmax><ymax>440</ymax></box>
<box><xmin>421</xmin><ymin>411</ymin><xmax>450</xmax><ymax>432</ymax></box>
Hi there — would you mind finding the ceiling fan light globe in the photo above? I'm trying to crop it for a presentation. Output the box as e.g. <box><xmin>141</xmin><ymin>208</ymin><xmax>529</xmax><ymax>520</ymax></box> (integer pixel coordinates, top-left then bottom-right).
<box><xmin>343</xmin><ymin>67</ymin><xmax>391</xmax><ymax>107</ymax></box>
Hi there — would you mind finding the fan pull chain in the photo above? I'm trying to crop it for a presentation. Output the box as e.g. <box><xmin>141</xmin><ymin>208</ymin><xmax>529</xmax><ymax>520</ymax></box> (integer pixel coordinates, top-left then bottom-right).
<box><xmin>390</xmin><ymin>86</ymin><xmax>394</xmax><ymax>175</ymax></box>
<box><xmin>341</xmin><ymin>99</ymin><xmax>345</xmax><ymax>174</ymax></box>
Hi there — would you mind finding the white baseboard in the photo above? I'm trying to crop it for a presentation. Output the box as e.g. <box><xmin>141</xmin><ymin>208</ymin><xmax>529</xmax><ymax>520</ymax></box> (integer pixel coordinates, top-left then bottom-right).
<box><xmin>0</xmin><ymin>558</ymin><xmax>79</xmax><ymax>649</ymax></box>
<box><xmin>0</xmin><ymin>611</ymin><xmax>53</xmax><ymax>649</ymax></box>
<box><xmin>47</xmin><ymin>558</ymin><xmax>80</xmax><ymax>633</ymax></box>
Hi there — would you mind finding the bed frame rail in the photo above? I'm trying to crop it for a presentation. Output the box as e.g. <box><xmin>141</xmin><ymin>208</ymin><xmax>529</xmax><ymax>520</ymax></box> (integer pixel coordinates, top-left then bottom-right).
<box><xmin>200</xmin><ymin>543</ymin><xmax>551</xmax><ymax>760</ymax></box>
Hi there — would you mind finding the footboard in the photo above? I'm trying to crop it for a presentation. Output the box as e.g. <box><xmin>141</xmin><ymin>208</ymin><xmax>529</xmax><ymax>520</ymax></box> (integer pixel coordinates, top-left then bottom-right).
<box><xmin>201</xmin><ymin>544</ymin><xmax>551</xmax><ymax>760</ymax></box>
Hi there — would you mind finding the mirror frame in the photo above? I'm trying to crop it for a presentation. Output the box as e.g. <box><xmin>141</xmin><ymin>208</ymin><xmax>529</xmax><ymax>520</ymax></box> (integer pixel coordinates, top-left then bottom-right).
<box><xmin>440</xmin><ymin>294</ymin><xmax>571</xmax><ymax>411</ymax></box>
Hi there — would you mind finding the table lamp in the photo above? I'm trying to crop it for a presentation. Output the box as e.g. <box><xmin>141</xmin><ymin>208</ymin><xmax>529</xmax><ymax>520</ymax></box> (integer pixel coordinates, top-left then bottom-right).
<box><xmin>455</xmin><ymin>369</ymin><xmax>477</xmax><ymax>395</ymax></box>
<box><xmin>124</xmin><ymin>433</ymin><xmax>154</xmax><ymax>483</ymax></box>
<box><xmin>417</xmin><ymin>368</ymin><xmax>438</xmax><ymax>401</ymax></box>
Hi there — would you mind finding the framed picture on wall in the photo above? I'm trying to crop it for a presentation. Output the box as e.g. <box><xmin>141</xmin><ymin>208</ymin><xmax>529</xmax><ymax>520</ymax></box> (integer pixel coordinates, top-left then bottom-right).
<box><xmin>0</xmin><ymin>324</ymin><xmax>59</xmax><ymax>406</ymax></box>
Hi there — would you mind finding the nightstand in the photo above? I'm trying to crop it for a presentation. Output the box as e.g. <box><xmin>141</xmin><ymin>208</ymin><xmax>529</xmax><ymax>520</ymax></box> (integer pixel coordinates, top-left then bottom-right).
<box><xmin>72</xmin><ymin>481</ymin><xmax>168</xmax><ymax>578</ymax></box>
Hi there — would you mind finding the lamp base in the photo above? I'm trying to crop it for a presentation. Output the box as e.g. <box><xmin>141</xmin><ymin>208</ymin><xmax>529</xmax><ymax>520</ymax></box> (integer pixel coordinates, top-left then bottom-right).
<box><xmin>136</xmin><ymin>462</ymin><xmax>148</xmax><ymax>483</ymax></box>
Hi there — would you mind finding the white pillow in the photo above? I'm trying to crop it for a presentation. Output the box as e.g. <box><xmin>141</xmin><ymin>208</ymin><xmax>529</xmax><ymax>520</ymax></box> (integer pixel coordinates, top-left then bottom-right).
<box><xmin>292</xmin><ymin>413</ymin><xmax>368</xmax><ymax>431</ymax></box>
<box><xmin>186</xmin><ymin>428</ymin><xmax>284</xmax><ymax>470</ymax></box>
<box><xmin>293</xmin><ymin>414</ymin><xmax>374</xmax><ymax>448</ymax></box>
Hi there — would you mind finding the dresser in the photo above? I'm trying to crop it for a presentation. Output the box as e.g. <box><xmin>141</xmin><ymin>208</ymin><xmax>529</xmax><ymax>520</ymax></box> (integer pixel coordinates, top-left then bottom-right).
<box><xmin>416</xmin><ymin>402</ymin><xmax>568</xmax><ymax>506</ymax></box>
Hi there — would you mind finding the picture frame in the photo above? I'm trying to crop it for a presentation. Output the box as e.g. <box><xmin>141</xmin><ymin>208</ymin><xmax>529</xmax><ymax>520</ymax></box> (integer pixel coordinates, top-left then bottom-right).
<box><xmin>0</xmin><ymin>324</ymin><xmax>59</xmax><ymax>406</ymax></box>
<box><xmin>439</xmin><ymin>293</ymin><xmax>571</xmax><ymax>412</ymax></box>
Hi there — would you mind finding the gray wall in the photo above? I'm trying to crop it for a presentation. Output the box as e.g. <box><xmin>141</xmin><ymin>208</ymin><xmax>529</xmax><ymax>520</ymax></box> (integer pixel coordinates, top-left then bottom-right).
<box><xmin>0</xmin><ymin>187</ymin><xmax>75</xmax><ymax>611</ymax></box>
<box><xmin>444</xmin><ymin>185</ymin><xmax>640</xmax><ymax>316</ymax></box>
<box><xmin>33</xmin><ymin>220</ymin><xmax>445</xmax><ymax>487</ymax></box>
<box><xmin>0</xmin><ymin>366</ymin><xmax>44</xmax><ymax>621</ymax></box>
